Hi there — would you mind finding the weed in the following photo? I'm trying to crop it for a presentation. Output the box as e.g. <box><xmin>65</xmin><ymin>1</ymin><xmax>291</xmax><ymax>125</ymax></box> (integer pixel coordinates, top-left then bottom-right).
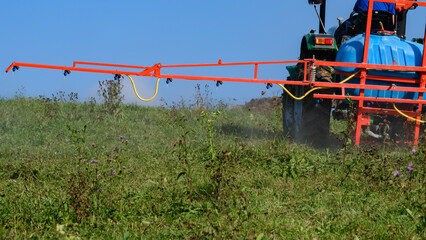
<box><xmin>67</xmin><ymin>124</ymin><xmax>88</xmax><ymax>157</ymax></box>
<box><xmin>13</xmin><ymin>86</ymin><xmax>25</xmax><ymax>99</ymax></box>
<box><xmin>341</xmin><ymin>98</ymin><xmax>356</xmax><ymax>159</ymax></box>
<box><xmin>39</xmin><ymin>91</ymin><xmax>79</xmax><ymax>119</ymax></box>
<box><xmin>336</xmin><ymin>98</ymin><xmax>358</xmax><ymax>185</ymax></box>
<box><xmin>198</xmin><ymin>110</ymin><xmax>220</xmax><ymax>161</ymax></box>
<box><xmin>98</xmin><ymin>78</ymin><xmax>124</xmax><ymax>115</ymax></box>
<box><xmin>174</xmin><ymin>116</ymin><xmax>194</xmax><ymax>200</ymax></box>
<box><xmin>197</xmin><ymin>110</ymin><xmax>236</xmax><ymax>210</ymax></box>
<box><xmin>193</xmin><ymin>84</ymin><xmax>212</xmax><ymax>112</ymax></box>
<box><xmin>65</xmin><ymin>124</ymin><xmax>130</xmax><ymax>224</ymax></box>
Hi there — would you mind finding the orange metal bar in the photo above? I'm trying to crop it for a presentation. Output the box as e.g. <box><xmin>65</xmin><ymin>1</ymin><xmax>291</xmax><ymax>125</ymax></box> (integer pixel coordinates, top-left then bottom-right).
<box><xmin>5</xmin><ymin>62</ymin><xmax>144</xmax><ymax>76</ymax></box>
<box><xmin>356</xmin><ymin>70</ymin><xmax>368</xmax><ymax>145</ymax></box>
<box><xmin>423</xmin><ymin>24</ymin><xmax>426</xmax><ymax>68</ymax></box>
<box><xmin>362</xmin><ymin>107</ymin><xmax>418</xmax><ymax>117</ymax></box>
<box><xmin>161</xmin><ymin>60</ymin><xmax>305</xmax><ymax>68</ymax></box>
<box><xmin>414</xmin><ymin>25</ymin><xmax>426</xmax><ymax>145</ymax></box>
<box><xmin>314</xmin><ymin>60</ymin><xmax>426</xmax><ymax>72</ymax></box>
<box><xmin>313</xmin><ymin>94</ymin><xmax>426</xmax><ymax>104</ymax></box>
<box><xmin>363</xmin><ymin>1</ymin><xmax>374</xmax><ymax>64</ymax></box>
<box><xmin>310</xmin><ymin>81</ymin><xmax>426</xmax><ymax>92</ymax></box>
<box><xmin>139</xmin><ymin>63</ymin><xmax>161</xmax><ymax>75</ymax></box>
<box><xmin>353</xmin><ymin>0</ymin><xmax>374</xmax><ymax>145</ymax></box>
<box><xmin>73</xmin><ymin>61</ymin><xmax>149</xmax><ymax>69</ymax></box>
<box><xmin>304</xmin><ymin>61</ymin><xmax>310</xmax><ymax>81</ymax></box>
<box><xmin>335</xmin><ymin>70</ymin><xmax>422</xmax><ymax>84</ymax></box>
<box><xmin>5</xmin><ymin>63</ymin><xmax>15</xmax><ymax>73</ymax></box>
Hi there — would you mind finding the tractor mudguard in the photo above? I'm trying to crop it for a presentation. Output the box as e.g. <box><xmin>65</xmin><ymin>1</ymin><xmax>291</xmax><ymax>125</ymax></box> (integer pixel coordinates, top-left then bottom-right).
<box><xmin>286</xmin><ymin>65</ymin><xmax>298</xmax><ymax>80</ymax></box>
<box><xmin>301</xmin><ymin>33</ymin><xmax>338</xmax><ymax>54</ymax></box>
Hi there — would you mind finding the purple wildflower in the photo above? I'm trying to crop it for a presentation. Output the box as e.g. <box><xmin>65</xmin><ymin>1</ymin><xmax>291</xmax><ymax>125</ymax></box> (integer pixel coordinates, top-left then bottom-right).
<box><xmin>110</xmin><ymin>168</ymin><xmax>116</xmax><ymax>175</ymax></box>
<box><xmin>90</xmin><ymin>159</ymin><xmax>98</xmax><ymax>163</ymax></box>
<box><xmin>411</xmin><ymin>148</ymin><xmax>416</xmax><ymax>154</ymax></box>
<box><xmin>82</xmin><ymin>159</ymin><xmax>87</xmax><ymax>162</ymax></box>
<box><xmin>114</xmin><ymin>146</ymin><xmax>121</xmax><ymax>151</ymax></box>
<box><xmin>122</xmin><ymin>166</ymin><xmax>127</xmax><ymax>169</ymax></box>
<box><xmin>393</xmin><ymin>170</ymin><xmax>400</xmax><ymax>177</ymax></box>
<box><xmin>12</xmin><ymin>179</ymin><xmax>16</xmax><ymax>183</ymax></box>
<box><xmin>118</xmin><ymin>136</ymin><xmax>125</xmax><ymax>140</ymax></box>
<box><xmin>407</xmin><ymin>163</ymin><xmax>414</xmax><ymax>174</ymax></box>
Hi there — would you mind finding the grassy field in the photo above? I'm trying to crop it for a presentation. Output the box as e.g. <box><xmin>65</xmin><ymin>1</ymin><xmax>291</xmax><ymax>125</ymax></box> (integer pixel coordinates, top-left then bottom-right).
<box><xmin>0</xmin><ymin>92</ymin><xmax>425</xmax><ymax>239</ymax></box>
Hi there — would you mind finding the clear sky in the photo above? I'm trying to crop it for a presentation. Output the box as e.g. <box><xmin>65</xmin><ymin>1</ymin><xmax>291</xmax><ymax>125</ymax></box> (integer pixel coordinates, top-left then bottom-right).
<box><xmin>1</xmin><ymin>0</ymin><xmax>425</xmax><ymax>106</ymax></box>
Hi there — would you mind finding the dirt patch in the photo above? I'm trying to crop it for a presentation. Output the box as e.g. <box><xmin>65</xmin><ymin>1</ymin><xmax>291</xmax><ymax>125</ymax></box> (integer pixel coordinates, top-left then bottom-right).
<box><xmin>233</xmin><ymin>96</ymin><xmax>282</xmax><ymax>113</ymax></box>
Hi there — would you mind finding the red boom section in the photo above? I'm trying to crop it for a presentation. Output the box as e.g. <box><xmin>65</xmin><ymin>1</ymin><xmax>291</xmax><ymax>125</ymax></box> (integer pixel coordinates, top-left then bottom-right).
<box><xmin>4</xmin><ymin>0</ymin><xmax>426</xmax><ymax>146</ymax></box>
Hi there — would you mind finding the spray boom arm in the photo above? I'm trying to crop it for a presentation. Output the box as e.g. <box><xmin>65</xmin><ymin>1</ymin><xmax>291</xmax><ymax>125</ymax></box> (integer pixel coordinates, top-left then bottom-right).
<box><xmin>5</xmin><ymin>58</ymin><xmax>425</xmax><ymax>84</ymax></box>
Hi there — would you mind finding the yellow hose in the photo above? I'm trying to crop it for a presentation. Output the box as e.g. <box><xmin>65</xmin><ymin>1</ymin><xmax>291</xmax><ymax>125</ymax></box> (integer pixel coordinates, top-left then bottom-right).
<box><xmin>278</xmin><ymin>85</ymin><xmax>328</xmax><ymax>101</ymax></box>
<box><xmin>127</xmin><ymin>75</ymin><xmax>160</xmax><ymax>102</ymax></box>
<box><xmin>392</xmin><ymin>103</ymin><xmax>426</xmax><ymax>124</ymax></box>
<box><xmin>277</xmin><ymin>70</ymin><xmax>361</xmax><ymax>100</ymax></box>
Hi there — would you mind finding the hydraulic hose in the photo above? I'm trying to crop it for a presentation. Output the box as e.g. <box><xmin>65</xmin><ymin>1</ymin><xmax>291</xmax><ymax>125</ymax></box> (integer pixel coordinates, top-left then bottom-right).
<box><xmin>277</xmin><ymin>70</ymin><xmax>361</xmax><ymax>101</ymax></box>
<box><xmin>392</xmin><ymin>103</ymin><xmax>426</xmax><ymax>124</ymax></box>
<box><xmin>127</xmin><ymin>75</ymin><xmax>160</xmax><ymax>102</ymax></box>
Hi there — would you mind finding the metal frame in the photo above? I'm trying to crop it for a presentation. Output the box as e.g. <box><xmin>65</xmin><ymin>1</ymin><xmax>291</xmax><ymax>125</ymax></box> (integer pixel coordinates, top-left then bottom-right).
<box><xmin>5</xmin><ymin>0</ymin><xmax>426</xmax><ymax>146</ymax></box>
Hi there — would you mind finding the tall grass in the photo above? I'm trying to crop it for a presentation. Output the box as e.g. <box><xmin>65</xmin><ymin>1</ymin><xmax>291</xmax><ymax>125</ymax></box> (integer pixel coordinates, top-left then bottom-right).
<box><xmin>0</xmin><ymin>93</ymin><xmax>424</xmax><ymax>239</ymax></box>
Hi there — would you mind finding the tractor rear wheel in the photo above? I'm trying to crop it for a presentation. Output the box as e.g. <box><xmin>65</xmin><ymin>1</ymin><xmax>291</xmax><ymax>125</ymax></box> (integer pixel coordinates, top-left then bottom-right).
<box><xmin>282</xmin><ymin>49</ymin><xmax>334</xmax><ymax>148</ymax></box>
<box><xmin>282</xmin><ymin>85</ymin><xmax>332</xmax><ymax>148</ymax></box>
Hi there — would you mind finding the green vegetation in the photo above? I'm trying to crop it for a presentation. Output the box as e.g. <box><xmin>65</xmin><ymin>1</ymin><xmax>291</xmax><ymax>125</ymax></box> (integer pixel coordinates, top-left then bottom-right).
<box><xmin>0</xmin><ymin>91</ymin><xmax>424</xmax><ymax>239</ymax></box>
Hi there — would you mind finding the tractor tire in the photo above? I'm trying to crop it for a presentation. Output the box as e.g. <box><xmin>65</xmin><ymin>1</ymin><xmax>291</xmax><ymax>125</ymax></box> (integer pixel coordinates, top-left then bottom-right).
<box><xmin>282</xmin><ymin>47</ymin><xmax>334</xmax><ymax>148</ymax></box>
<box><xmin>282</xmin><ymin>85</ymin><xmax>332</xmax><ymax>148</ymax></box>
<box><xmin>282</xmin><ymin>84</ymin><xmax>295</xmax><ymax>137</ymax></box>
<box><xmin>298</xmin><ymin>89</ymin><xmax>332</xmax><ymax>148</ymax></box>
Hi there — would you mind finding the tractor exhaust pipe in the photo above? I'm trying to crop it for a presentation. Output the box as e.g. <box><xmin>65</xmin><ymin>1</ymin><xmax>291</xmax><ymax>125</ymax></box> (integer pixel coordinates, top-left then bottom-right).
<box><xmin>319</xmin><ymin>0</ymin><xmax>326</xmax><ymax>34</ymax></box>
<box><xmin>309</xmin><ymin>0</ymin><xmax>327</xmax><ymax>34</ymax></box>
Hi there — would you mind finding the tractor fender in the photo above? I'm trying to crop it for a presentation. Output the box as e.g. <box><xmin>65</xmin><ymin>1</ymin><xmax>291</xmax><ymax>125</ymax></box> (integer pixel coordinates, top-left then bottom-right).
<box><xmin>300</xmin><ymin>33</ymin><xmax>338</xmax><ymax>60</ymax></box>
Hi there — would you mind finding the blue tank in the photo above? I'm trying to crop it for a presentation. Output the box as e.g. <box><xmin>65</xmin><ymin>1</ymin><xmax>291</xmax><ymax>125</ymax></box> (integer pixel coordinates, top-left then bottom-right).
<box><xmin>335</xmin><ymin>33</ymin><xmax>424</xmax><ymax>99</ymax></box>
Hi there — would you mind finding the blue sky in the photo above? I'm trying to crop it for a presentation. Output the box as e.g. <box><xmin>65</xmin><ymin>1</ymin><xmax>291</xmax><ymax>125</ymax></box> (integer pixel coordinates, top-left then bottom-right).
<box><xmin>1</xmin><ymin>0</ymin><xmax>425</xmax><ymax>106</ymax></box>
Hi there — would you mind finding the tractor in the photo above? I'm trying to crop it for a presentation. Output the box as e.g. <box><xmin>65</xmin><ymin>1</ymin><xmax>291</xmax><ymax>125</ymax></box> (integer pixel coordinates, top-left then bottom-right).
<box><xmin>283</xmin><ymin>0</ymin><xmax>425</xmax><ymax>147</ymax></box>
